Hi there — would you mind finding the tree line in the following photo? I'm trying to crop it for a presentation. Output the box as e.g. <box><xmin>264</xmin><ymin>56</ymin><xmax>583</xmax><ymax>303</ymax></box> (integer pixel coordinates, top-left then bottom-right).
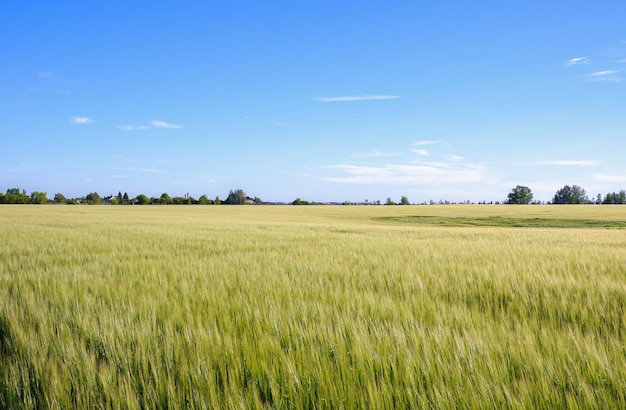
<box><xmin>0</xmin><ymin>188</ymin><xmax>259</xmax><ymax>205</ymax></box>
<box><xmin>2</xmin><ymin>185</ymin><xmax>626</xmax><ymax>205</ymax></box>
<box><xmin>506</xmin><ymin>185</ymin><xmax>626</xmax><ymax>204</ymax></box>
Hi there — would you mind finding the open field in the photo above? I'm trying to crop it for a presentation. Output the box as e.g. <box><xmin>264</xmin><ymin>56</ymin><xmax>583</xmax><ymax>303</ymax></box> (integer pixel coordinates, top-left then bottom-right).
<box><xmin>1</xmin><ymin>205</ymin><xmax>625</xmax><ymax>408</ymax></box>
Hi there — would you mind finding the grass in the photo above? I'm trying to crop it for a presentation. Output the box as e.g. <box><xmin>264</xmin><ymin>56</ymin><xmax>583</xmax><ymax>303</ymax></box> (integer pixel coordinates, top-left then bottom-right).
<box><xmin>1</xmin><ymin>205</ymin><xmax>625</xmax><ymax>408</ymax></box>
<box><xmin>377</xmin><ymin>215</ymin><xmax>626</xmax><ymax>228</ymax></box>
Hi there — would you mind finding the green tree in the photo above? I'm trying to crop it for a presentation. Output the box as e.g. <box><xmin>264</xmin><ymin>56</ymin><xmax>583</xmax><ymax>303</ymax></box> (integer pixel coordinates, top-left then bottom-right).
<box><xmin>506</xmin><ymin>185</ymin><xmax>533</xmax><ymax>204</ymax></box>
<box><xmin>385</xmin><ymin>197</ymin><xmax>396</xmax><ymax>205</ymax></box>
<box><xmin>552</xmin><ymin>185</ymin><xmax>589</xmax><ymax>204</ymax></box>
<box><xmin>226</xmin><ymin>189</ymin><xmax>247</xmax><ymax>205</ymax></box>
<box><xmin>603</xmin><ymin>190</ymin><xmax>626</xmax><ymax>204</ymax></box>
<box><xmin>30</xmin><ymin>191</ymin><xmax>48</xmax><ymax>204</ymax></box>
<box><xmin>53</xmin><ymin>193</ymin><xmax>67</xmax><ymax>204</ymax></box>
<box><xmin>136</xmin><ymin>194</ymin><xmax>150</xmax><ymax>205</ymax></box>
<box><xmin>4</xmin><ymin>188</ymin><xmax>29</xmax><ymax>204</ymax></box>
<box><xmin>214</xmin><ymin>196</ymin><xmax>221</xmax><ymax>205</ymax></box>
<box><xmin>400</xmin><ymin>196</ymin><xmax>410</xmax><ymax>205</ymax></box>
<box><xmin>85</xmin><ymin>192</ymin><xmax>102</xmax><ymax>205</ymax></box>
<box><xmin>160</xmin><ymin>193</ymin><xmax>171</xmax><ymax>204</ymax></box>
<box><xmin>198</xmin><ymin>195</ymin><xmax>212</xmax><ymax>205</ymax></box>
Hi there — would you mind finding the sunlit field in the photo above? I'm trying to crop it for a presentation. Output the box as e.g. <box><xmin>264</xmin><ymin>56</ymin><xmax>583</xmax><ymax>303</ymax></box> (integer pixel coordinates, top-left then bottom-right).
<box><xmin>1</xmin><ymin>205</ymin><xmax>625</xmax><ymax>408</ymax></box>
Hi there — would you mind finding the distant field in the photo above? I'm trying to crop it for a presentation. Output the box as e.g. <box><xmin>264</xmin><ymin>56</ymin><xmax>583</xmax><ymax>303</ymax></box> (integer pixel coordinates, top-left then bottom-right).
<box><xmin>1</xmin><ymin>205</ymin><xmax>625</xmax><ymax>408</ymax></box>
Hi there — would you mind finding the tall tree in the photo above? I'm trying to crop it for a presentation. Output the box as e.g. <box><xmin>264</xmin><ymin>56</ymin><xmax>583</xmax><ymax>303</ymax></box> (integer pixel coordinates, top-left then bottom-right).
<box><xmin>54</xmin><ymin>193</ymin><xmax>67</xmax><ymax>204</ymax></box>
<box><xmin>3</xmin><ymin>188</ymin><xmax>29</xmax><ymax>204</ymax></box>
<box><xmin>85</xmin><ymin>192</ymin><xmax>102</xmax><ymax>205</ymax></box>
<box><xmin>506</xmin><ymin>185</ymin><xmax>533</xmax><ymax>204</ymax></box>
<box><xmin>160</xmin><ymin>193</ymin><xmax>171</xmax><ymax>205</ymax></box>
<box><xmin>552</xmin><ymin>185</ymin><xmax>589</xmax><ymax>204</ymax></box>
<box><xmin>30</xmin><ymin>191</ymin><xmax>48</xmax><ymax>204</ymax></box>
<box><xmin>226</xmin><ymin>189</ymin><xmax>247</xmax><ymax>205</ymax></box>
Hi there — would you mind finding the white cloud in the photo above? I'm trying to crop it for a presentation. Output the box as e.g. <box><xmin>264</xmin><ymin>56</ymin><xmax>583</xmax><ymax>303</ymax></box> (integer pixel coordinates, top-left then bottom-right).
<box><xmin>154</xmin><ymin>159</ymin><xmax>190</xmax><ymax>164</ymax></box>
<box><xmin>537</xmin><ymin>160</ymin><xmax>602</xmax><ymax>167</ymax></box>
<box><xmin>324</xmin><ymin>162</ymin><xmax>487</xmax><ymax>185</ymax></box>
<box><xmin>617</xmin><ymin>58</ymin><xmax>626</xmax><ymax>64</ymax></box>
<box><xmin>324</xmin><ymin>142</ymin><xmax>492</xmax><ymax>186</ymax></box>
<box><xmin>116</xmin><ymin>121</ymin><xmax>184</xmax><ymax>130</ymax></box>
<box><xmin>413</xmin><ymin>140</ymin><xmax>438</xmax><ymax>146</ymax></box>
<box><xmin>590</xmin><ymin>70</ymin><xmax>618</xmax><ymax>76</ymax></box>
<box><xmin>585</xmin><ymin>70</ymin><xmax>622</xmax><ymax>82</ymax></box>
<box><xmin>564</xmin><ymin>57</ymin><xmax>590</xmax><ymax>66</ymax></box>
<box><xmin>593</xmin><ymin>174</ymin><xmax>626</xmax><ymax>183</ymax></box>
<box><xmin>72</xmin><ymin>116</ymin><xmax>93</xmax><ymax>124</ymax></box>
<box><xmin>317</xmin><ymin>95</ymin><xmax>400</xmax><ymax>102</ymax></box>
<box><xmin>116</xmin><ymin>125</ymin><xmax>151</xmax><ymax>131</ymax></box>
<box><xmin>353</xmin><ymin>149</ymin><xmax>402</xmax><ymax>158</ymax></box>
<box><xmin>151</xmin><ymin>120</ymin><xmax>184</xmax><ymax>129</ymax></box>
<box><xmin>132</xmin><ymin>167</ymin><xmax>165</xmax><ymax>173</ymax></box>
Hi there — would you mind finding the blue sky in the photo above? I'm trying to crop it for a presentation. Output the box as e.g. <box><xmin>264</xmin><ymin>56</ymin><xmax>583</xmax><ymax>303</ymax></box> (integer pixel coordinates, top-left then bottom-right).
<box><xmin>2</xmin><ymin>1</ymin><xmax>625</xmax><ymax>203</ymax></box>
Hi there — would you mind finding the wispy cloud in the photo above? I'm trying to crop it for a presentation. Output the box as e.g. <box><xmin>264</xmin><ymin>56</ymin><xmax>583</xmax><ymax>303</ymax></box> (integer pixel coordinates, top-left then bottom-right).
<box><xmin>413</xmin><ymin>140</ymin><xmax>438</xmax><ymax>146</ymax></box>
<box><xmin>115</xmin><ymin>120</ymin><xmax>184</xmax><ymax>130</ymax></box>
<box><xmin>537</xmin><ymin>160</ymin><xmax>602</xmax><ymax>167</ymax></box>
<box><xmin>593</xmin><ymin>174</ymin><xmax>626</xmax><ymax>182</ymax></box>
<box><xmin>352</xmin><ymin>149</ymin><xmax>402</xmax><ymax>158</ymax></box>
<box><xmin>72</xmin><ymin>116</ymin><xmax>93</xmax><ymax>124</ymax></box>
<box><xmin>329</xmin><ymin>142</ymin><xmax>487</xmax><ymax>185</ymax></box>
<box><xmin>131</xmin><ymin>167</ymin><xmax>166</xmax><ymax>173</ymax></box>
<box><xmin>585</xmin><ymin>70</ymin><xmax>622</xmax><ymax>82</ymax></box>
<box><xmin>590</xmin><ymin>70</ymin><xmax>618</xmax><ymax>76</ymax></box>
<box><xmin>116</xmin><ymin>125</ymin><xmax>151</xmax><ymax>131</ymax></box>
<box><xmin>317</xmin><ymin>95</ymin><xmax>400</xmax><ymax>102</ymax></box>
<box><xmin>324</xmin><ymin>162</ymin><xmax>487</xmax><ymax>185</ymax></box>
<box><xmin>151</xmin><ymin>120</ymin><xmax>184</xmax><ymax>129</ymax></box>
<box><xmin>154</xmin><ymin>159</ymin><xmax>190</xmax><ymax>164</ymax></box>
<box><xmin>564</xmin><ymin>57</ymin><xmax>590</xmax><ymax>66</ymax></box>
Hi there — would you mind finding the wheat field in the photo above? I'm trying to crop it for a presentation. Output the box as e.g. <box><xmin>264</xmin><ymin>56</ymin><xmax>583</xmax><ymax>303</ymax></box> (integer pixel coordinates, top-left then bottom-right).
<box><xmin>1</xmin><ymin>205</ymin><xmax>625</xmax><ymax>408</ymax></box>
